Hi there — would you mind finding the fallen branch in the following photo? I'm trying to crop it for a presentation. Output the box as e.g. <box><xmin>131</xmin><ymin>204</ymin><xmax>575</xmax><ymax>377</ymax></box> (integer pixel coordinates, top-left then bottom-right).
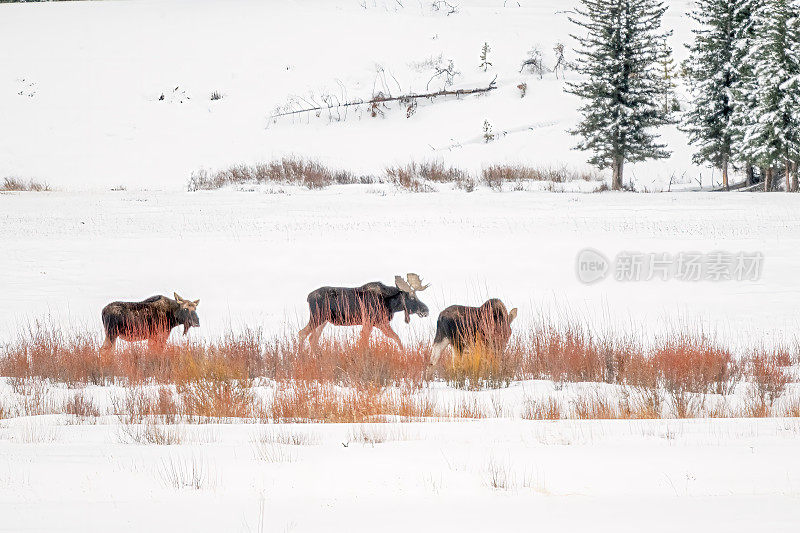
<box><xmin>269</xmin><ymin>77</ymin><xmax>497</xmax><ymax>121</ymax></box>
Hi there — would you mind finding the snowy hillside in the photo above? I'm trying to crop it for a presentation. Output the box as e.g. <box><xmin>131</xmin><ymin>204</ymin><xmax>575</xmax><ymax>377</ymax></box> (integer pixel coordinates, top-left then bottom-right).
<box><xmin>0</xmin><ymin>0</ymin><xmax>708</xmax><ymax>191</ymax></box>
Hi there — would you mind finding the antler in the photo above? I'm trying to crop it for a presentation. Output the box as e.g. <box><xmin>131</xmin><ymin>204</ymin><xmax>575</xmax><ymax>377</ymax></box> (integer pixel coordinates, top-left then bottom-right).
<box><xmin>406</xmin><ymin>273</ymin><xmax>430</xmax><ymax>291</ymax></box>
<box><xmin>395</xmin><ymin>275</ymin><xmax>415</xmax><ymax>293</ymax></box>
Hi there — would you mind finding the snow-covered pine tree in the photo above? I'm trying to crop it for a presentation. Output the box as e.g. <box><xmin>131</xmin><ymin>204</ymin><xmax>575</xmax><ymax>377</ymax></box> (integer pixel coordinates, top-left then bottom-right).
<box><xmin>567</xmin><ymin>0</ymin><xmax>673</xmax><ymax>190</ymax></box>
<box><xmin>730</xmin><ymin>0</ymin><xmax>764</xmax><ymax>185</ymax></box>
<box><xmin>659</xmin><ymin>38</ymin><xmax>678</xmax><ymax>114</ymax></box>
<box><xmin>683</xmin><ymin>0</ymin><xmax>738</xmax><ymax>190</ymax></box>
<box><xmin>734</xmin><ymin>0</ymin><xmax>800</xmax><ymax>191</ymax></box>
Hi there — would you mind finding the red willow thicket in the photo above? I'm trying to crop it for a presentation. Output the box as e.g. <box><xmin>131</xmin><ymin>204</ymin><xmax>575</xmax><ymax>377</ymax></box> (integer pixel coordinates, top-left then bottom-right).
<box><xmin>0</xmin><ymin>320</ymin><xmax>795</xmax><ymax>399</ymax></box>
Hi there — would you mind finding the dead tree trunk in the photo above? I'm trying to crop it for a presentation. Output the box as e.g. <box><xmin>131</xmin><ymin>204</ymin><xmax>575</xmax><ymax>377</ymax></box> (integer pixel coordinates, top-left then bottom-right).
<box><xmin>269</xmin><ymin>78</ymin><xmax>498</xmax><ymax>121</ymax></box>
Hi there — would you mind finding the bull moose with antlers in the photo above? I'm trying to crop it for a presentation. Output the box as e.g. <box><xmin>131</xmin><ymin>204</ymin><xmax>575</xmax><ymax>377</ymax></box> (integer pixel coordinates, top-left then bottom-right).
<box><xmin>298</xmin><ymin>274</ymin><xmax>430</xmax><ymax>351</ymax></box>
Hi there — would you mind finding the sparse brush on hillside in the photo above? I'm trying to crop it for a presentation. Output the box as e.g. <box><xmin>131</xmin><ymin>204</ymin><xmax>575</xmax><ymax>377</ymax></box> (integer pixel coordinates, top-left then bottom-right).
<box><xmin>187</xmin><ymin>157</ymin><xmax>367</xmax><ymax>191</ymax></box>
<box><xmin>1</xmin><ymin>177</ymin><xmax>50</xmax><ymax>192</ymax></box>
<box><xmin>482</xmin><ymin>164</ymin><xmax>601</xmax><ymax>188</ymax></box>
<box><xmin>189</xmin><ymin>159</ymin><xmax>600</xmax><ymax>192</ymax></box>
<box><xmin>384</xmin><ymin>161</ymin><xmax>474</xmax><ymax>191</ymax></box>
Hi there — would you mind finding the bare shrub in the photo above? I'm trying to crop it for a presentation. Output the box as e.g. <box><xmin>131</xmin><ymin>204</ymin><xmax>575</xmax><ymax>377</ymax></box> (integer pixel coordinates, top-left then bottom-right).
<box><xmin>485</xmin><ymin>459</ymin><xmax>534</xmax><ymax>490</ymax></box>
<box><xmin>749</xmin><ymin>349</ymin><xmax>790</xmax><ymax>406</ymax></box>
<box><xmin>1</xmin><ymin>177</ymin><xmax>50</xmax><ymax>192</ymax></box>
<box><xmin>525</xmin><ymin>321</ymin><xmax>609</xmax><ymax>384</ymax></box>
<box><xmin>268</xmin><ymin>336</ymin><xmax>428</xmax><ymax>388</ymax></box>
<box><xmin>269</xmin><ymin>382</ymin><xmax>385</xmax><ymax>423</ymax></box>
<box><xmin>64</xmin><ymin>391</ymin><xmax>101</xmax><ymax>418</ymax></box>
<box><xmin>15</xmin><ymin>378</ymin><xmax>56</xmax><ymax>417</ymax></box>
<box><xmin>210</xmin><ymin>90</ymin><xmax>224</xmax><ymax>101</ymax></box>
<box><xmin>741</xmin><ymin>389</ymin><xmax>772</xmax><ymax>418</ymax></box>
<box><xmin>520</xmin><ymin>46</ymin><xmax>545</xmax><ymax>78</ymax></box>
<box><xmin>783</xmin><ymin>397</ymin><xmax>800</xmax><ymax>417</ymax></box>
<box><xmin>521</xmin><ymin>397</ymin><xmax>563</xmax><ymax>420</ymax></box>
<box><xmin>440</xmin><ymin>340</ymin><xmax>518</xmax><ymax>390</ymax></box>
<box><xmin>113</xmin><ymin>386</ymin><xmax>183</xmax><ymax>424</ymax></box>
<box><xmin>652</xmin><ymin>336</ymin><xmax>740</xmax><ymax>395</ymax></box>
<box><xmin>188</xmin><ymin>157</ymin><xmax>364</xmax><ymax>191</ymax></box>
<box><xmin>347</xmin><ymin>424</ymin><xmax>414</xmax><ymax>445</ymax></box>
<box><xmin>255</xmin><ymin>427</ymin><xmax>321</xmax><ymax>446</ymax></box>
<box><xmin>159</xmin><ymin>455</ymin><xmax>214</xmax><ymax>489</ymax></box>
<box><xmin>482</xmin><ymin>164</ymin><xmax>601</xmax><ymax>188</ymax></box>
<box><xmin>251</xmin><ymin>439</ymin><xmax>297</xmax><ymax>463</ymax></box>
<box><xmin>572</xmin><ymin>393</ymin><xmax>619</xmax><ymax>419</ymax></box>
<box><xmin>119</xmin><ymin>420</ymin><xmax>184</xmax><ymax>445</ymax></box>
<box><xmin>619</xmin><ymin>387</ymin><xmax>662</xmax><ymax>419</ymax></box>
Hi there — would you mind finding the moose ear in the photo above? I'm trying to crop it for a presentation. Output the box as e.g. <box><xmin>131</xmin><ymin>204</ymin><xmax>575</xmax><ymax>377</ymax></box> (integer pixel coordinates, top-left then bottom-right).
<box><xmin>193</xmin><ymin>299</ymin><xmax>200</xmax><ymax>307</ymax></box>
<box><xmin>508</xmin><ymin>308</ymin><xmax>518</xmax><ymax>323</ymax></box>
<box><xmin>174</xmin><ymin>292</ymin><xmax>183</xmax><ymax>303</ymax></box>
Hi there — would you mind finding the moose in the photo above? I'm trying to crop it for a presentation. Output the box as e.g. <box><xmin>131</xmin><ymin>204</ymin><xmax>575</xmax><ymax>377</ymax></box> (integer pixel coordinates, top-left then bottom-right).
<box><xmin>298</xmin><ymin>274</ymin><xmax>430</xmax><ymax>351</ymax></box>
<box><xmin>429</xmin><ymin>299</ymin><xmax>517</xmax><ymax>367</ymax></box>
<box><xmin>100</xmin><ymin>293</ymin><xmax>200</xmax><ymax>354</ymax></box>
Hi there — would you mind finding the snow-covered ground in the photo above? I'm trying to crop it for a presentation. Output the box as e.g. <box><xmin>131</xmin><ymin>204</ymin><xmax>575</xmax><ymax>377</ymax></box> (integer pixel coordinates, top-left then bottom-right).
<box><xmin>2</xmin><ymin>187</ymin><xmax>798</xmax><ymax>347</ymax></box>
<box><xmin>2</xmin><ymin>415</ymin><xmax>800</xmax><ymax>532</ymax></box>
<box><xmin>1</xmin><ymin>0</ymin><xmax>708</xmax><ymax>191</ymax></box>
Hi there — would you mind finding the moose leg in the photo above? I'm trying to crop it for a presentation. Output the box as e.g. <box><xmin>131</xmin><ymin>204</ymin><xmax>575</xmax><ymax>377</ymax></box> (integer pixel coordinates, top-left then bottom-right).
<box><xmin>376</xmin><ymin>323</ymin><xmax>402</xmax><ymax>349</ymax></box>
<box><xmin>358</xmin><ymin>323</ymin><xmax>374</xmax><ymax>346</ymax></box>
<box><xmin>99</xmin><ymin>334</ymin><xmax>116</xmax><ymax>356</ymax></box>
<box><xmin>308</xmin><ymin>324</ymin><xmax>326</xmax><ymax>352</ymax></box>
<box><xmin>148</xmin><ymin>333</ymin><xmax>169</xmax><ymax>353</ymax></box>
<box><xmin>430</xmin><ymin>337</ymin><xmax>451</xmax><ymax>367</ymax></box>
<box><xmin>298</xmin><ymin>320</ymin><xmax>316</xmax><ymax>349</ymax></box>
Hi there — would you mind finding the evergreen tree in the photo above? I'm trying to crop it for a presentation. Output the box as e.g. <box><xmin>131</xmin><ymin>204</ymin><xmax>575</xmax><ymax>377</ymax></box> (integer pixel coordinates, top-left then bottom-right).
<box><xmin>567</xmin><ymin>0</ymin><xmax>673</xmax><ymax>190</ymax></box>
<box><xmin>682</xmin><ymin>0</ymin><xmax>738</xmax><ymax>189</ymax></box>
<box><xmin>730</xmin><ymin>0</ymin><xmax>764</xmax><ymax>185</ymax></box>
<box><xmin>659</xmin><ymin>38</ymin><xmax>679</xmax><ymax>114</ymax></box>
<box><xmin>734</xmin><ymin>0</ymin><xmax>800</xmax><ymax>191</ymax></box>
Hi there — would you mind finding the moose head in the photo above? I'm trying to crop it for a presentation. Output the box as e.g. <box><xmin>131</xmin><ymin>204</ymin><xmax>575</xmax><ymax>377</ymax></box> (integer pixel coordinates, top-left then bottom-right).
<box><xmin>173</xmin><ymin>292</ymin><xmax>200</xmax><ymax>334</ymax></box>
<box><xmin>394</xmin><ymin>273</ymin><xmax>430</xmax><ymax>323</ymax></box>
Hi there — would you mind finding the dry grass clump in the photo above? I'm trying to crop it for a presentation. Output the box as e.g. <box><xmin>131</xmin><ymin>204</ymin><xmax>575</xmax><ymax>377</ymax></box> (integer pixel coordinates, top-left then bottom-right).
<box><xmin>266</xmin><ymin>337</ymin><xmax>428</xmax><ymax>388</ymax></box>
<box><xmin>385</xmin><ymin>161</ymin><xmax>474</xmax><ymax>191</ymax></box>
<box><xmin>521</xmin><ymin>397</ymin><xmax>563</xmax><ymax>420</ymax></box>
<box><xmin>267</xmin><ymin>382</ymin><xmax>446</xmax><ymax>423</ymax></box>
<box><xmin>159</xmin><ymin>455</ymin><xmax>213</xmax><ymax>488</ymax></box>
<box><xmin>1</xmin><ymin>177</ymin><xmax>50</xmax><ymax>192</ymax></box>
<box><xmin>120</xmin><ymin>420</ymin><xmax>185</xmax><ymax>445</ymax></box>
<box><xmin>256</xmin><ymin>427</ymin><xmax>321</xmax><ymax>446</ymax></box>
<box><xmin>482</xmin><ymin>164</ymin><xmax>600</xmax><ymax>188</ymax></box>
<box><xmin>651</xmin><ymin>336</ymin><xmax>740</xmax><ymax>395</ymax></box>
<box><xmin>113</xmin><ymin>386</ymin><xmax>183</xmax><ymax>424</ymax></box>
<box><xmin>64</xmin><ymin>391</ymin><xmax>101</xmax><ymax>418</ymax></box>
<box><xmin>572</xmin><ymin>393</ymin><xmax>620</xmax><ymax>419</ymax></box>
<box><xmin>188</xmin><ymin>157</ymin><xmax>365</xmax><ymax>191</ymax></box>
<box><xmin>439</xmin><ymin>340</ymin><xmax>520</xmax><ymax>390</ymax></box>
